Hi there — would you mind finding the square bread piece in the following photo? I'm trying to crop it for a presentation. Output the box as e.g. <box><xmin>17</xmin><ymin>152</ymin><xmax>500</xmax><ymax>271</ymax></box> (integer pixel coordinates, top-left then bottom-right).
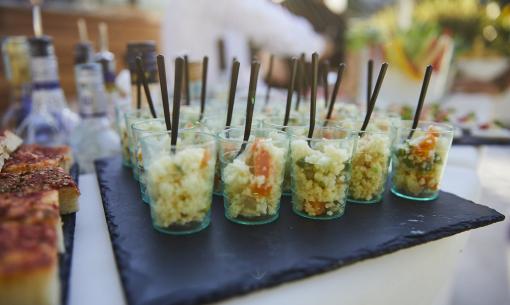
<box><xmin>0</xmin><ymin>168</ymin><xmax>80</xmax><ymax>215</ymax></box>
<box><xmin>0</xmin><ymin>130</ymin><xmax>23</xmax><ymax>170</ymax></box>
<box><xmin>0</xmin><ymin>222</ymin><xmax>60</xmax><ymax>305</ymax></box>
<box><xmin>2</xmin><ymin>144</ymin><xmax>72</xmax><ymax>174</ymax></box>
<box><xmin>0</xmin><ymin>191</ymin><xmax>64</xmax><ymax>253</ymax></box>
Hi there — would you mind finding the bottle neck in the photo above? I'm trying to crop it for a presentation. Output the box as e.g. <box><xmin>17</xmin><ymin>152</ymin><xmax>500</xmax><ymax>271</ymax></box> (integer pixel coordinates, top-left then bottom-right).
<box><xmin>76</xmin><ymin>66</ymin><xmax>108</xmax><ymax>118</ymax></box>
<box><xmin>31</xmin><ymin>55</ymin><xmax>61</xmax><ymax>90</ymax></box>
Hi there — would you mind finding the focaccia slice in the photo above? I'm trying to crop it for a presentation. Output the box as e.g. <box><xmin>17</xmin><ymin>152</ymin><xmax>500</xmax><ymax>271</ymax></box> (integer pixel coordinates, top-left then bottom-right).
<box><xmin>0</xmin><ymin>222</ymin><xmax>60</xmax><ymax>305</ymax></box>
<box><xmin>0</xmin><ymin>191</ymin><xmax>63</xmax><ymax>252</ymax></box>
<box><xmin>2</xmin><ymin>144</ymin><xmax>72</xmax><ymax>174</ymax></box>
<box><xmin>0</xmin><ymin>168</ymin><xmax>80</xmax><ymax>214</ymax></box>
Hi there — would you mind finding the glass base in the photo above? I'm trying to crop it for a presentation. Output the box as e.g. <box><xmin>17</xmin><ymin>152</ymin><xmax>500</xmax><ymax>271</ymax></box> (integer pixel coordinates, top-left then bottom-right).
<box><xmin>391</xmin><ymin>187</ymin><xmax>439</xmax><ymax>202</ymax></box>
<box><xmin>140</xmin><ymin>186</ymin><xmax>149</xmax><ymax>204</ymax></box>
<box><xmin>152</xmin><ymin>217</ymin><xmax>210</xmax><ymax>235</ymax></box>
<box><xmin>225</xmin><ymin>212</ymin><xmax>279</xmax><ymax>225</ymax></box>
<box><xmin>347</xmin><ymin>195</ymin><xmax>382</xmax><ymax>205</ymax></box>
<box><xmin>292</xmin><ymin>207</ymin><xmax>345</xmax><ymax>220</ymax></box>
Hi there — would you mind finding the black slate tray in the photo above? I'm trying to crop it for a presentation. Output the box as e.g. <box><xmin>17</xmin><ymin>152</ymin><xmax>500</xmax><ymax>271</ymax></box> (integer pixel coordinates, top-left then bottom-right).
<box><xmin>95</xmin><ymin>156</ymin><xmax>504</xmax><ymax>305</ymax></box>
<box><xmin>60</xmin><ymin>164</ymin><xmax>79</xmax><ymax>305</ymax></box>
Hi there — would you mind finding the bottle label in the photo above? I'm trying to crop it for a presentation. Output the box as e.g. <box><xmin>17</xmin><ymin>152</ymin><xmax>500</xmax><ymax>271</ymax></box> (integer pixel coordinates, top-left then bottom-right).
<box><xmin>31</xmin><ymin>56</ymin><xmax>60</xmax><ymax>84</ymax></box>
<box><xmin>76</xmin><ymin>63</ymin><xmax>107</xmax><ymax>117</ymax></box>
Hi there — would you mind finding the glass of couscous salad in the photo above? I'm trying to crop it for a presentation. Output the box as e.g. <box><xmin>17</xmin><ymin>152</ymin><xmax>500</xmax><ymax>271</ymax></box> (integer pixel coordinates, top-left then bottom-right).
<box><xmin>219</xmin><ymin>128</ymin><xmax>288</xmax><ymax>225</ymax></box>
<box><xmin>141</xmin><ymin>130</ymin><xmax>216</xmax><ymax>234</ymax></box>
<box><xmin>333</xmin><ymin>118</ymin><xmax>396</xmax><ymax>204</ymax></box>
<box><xmin>289</xmin><ymin>126</ymin><xmax>356</xmax><ymax>219</ymax></box>
<box><xmin>124</xmin><ymin>109</ymin><xmax>154</xmax><ymax>180</ymax></box>
<box><xmin>390</xmin><ymin>121</ymin><xmax>454</xmax><ymax>201</ymax></box>
<box><xmin>132</xmin><ymin>119</ymin><xmax>202</xmax><ymax>204</ymax></box>
<box><xmin>115</xmin><ymin>101</ymin><xmax>132</xmax><ymax>167</ymax></box>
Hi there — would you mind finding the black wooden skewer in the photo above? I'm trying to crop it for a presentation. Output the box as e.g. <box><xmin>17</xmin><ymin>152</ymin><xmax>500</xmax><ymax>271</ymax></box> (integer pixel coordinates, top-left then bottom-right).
<box><xmin>367</xmin><ymin>59</ymin><xmax>373</xmax><ymax>112</ymax></box>
<box><xmin>199</xmin><ymin>56</ymin><xmax>208</xmax><ymax>122</ymax></box>
<box><xmin>283</xmin><ymin>57</ymin><xmax>298</xmax><ymax>130</ymax></box>
<box><xmin>157</xmin><ymin>55</ymin><xmax>171</xmax><ymax>131</ymax></box>
<box><xmin>171</xmin><ymin>57</ymin><xmax>184</xmax><ymax>153</ymax></box>
<box><xmin>225</xmin><ymin>59</ymin><xmax>240</xmax><ymax>130</ymax></box>
<box><xmin>235</xmin><ymin>60</ymin><xmax>260</xmax><ymax>158</ymax></box>
<box><xmin>183</xmin><ymin>55</ymin><xmax>190</xmax><ymax>106</ymax></box>
<box><xmin>323</xmin><ymin>63</ymin><xmax>346</xmax><ymax>127</ymax></box>
<box><xmin>136</xmin><ymin>56</ymin><xmax>157</xmax><ymax>118</ymax></box>
<box><xmin>307</xmin><ymin>53</ymin><xmax>319</xmax><ymax>146</ymax></box>
<box><xmin>360</xmin><ymin>63</ymin><xmax>388</xmax><ymax>135</ymax></box>
<box><xmin>264</xmin><ymin>54</ymin><xmax>274</xmax><ymax>105</ymax></box>
<box><xmin>408</xmin><ymin>65</ymin><xmax>433</xmax><ymax>139</ymax></box>
<box><xmin>136</xmin><ymin>69</ymin><xmax>142</xmax><ymax>110</ymax></box>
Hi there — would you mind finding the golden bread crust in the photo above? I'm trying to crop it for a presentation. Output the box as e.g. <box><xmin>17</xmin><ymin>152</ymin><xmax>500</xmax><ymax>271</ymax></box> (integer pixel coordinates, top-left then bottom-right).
<box><xmin>0</xmin><ymin>168</ymin><xmax>79</xmax><ymax>195</ymax></box>
<box><xmin>3</xmin><ymin>145</ymin><xmax>72</xmax><ymax>173</ymax></box>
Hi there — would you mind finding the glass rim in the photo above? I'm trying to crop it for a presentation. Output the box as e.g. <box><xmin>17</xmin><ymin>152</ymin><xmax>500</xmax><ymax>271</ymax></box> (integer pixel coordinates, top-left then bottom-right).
<box><xmin>261</xmin><ymin>116</ymin><xmax>308</xmax><ymax>129</ymax></box>
<box><xmin>124</xmin><ymin>108</ymin><xmax>153</xmax><ymax>118</ymax></box>
<box><xmin>321</xmin><ymin>119</ymin><xmax>395</xmax><ymax>136</ymax></box>
<box><xmin>140</xmin><ymin>130</ymin><xmax>216</xmax><ymax>149</ymax></box>
<box><xmin>397</xmin><ymin>120</ymin><xmax>454</xmax><ymax>134</ymax></box>
<box><xmin>131</xmin><ymin>118</ymin><xmax>166</xmax><ymax>132</ymax></box>
<box><xmin>218</xmin><ymin>127</ymin><xmax>288</xmax><ymax>144</ymax></box>
<box><xmin>289</xmin><ymin>125</ymin><xmax>357</xmax><ymax>142</ymax></box>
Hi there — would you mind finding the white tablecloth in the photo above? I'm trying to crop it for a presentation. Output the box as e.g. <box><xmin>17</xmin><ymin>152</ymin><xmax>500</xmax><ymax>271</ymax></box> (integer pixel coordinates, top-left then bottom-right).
<box><xmin>68</xmin><ymin>147</ymin><xmax>508</xmax><ymax>305</ymax></box>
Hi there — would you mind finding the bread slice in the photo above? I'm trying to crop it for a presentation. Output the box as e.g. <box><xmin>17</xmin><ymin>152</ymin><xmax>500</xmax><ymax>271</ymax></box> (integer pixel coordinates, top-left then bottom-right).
<box><xmin>2</xmin><ymin>144</ymin><xmax>73</xmax><ymax>174</ymax></box>
<box><xmin>0</xmin><ymin>191</ymin><xmax>63</xmax><ymax>253</ymax></box>
<box><xmin>0</xmin><ymin>222</ymin><xmax>60</xmax><ymax>305</ymax></box>
<box><xmin>0</xmin><ymin>168</ymin><xmax>80</xmax><ymax>215</ymax></box>
<box><xmin>0</xmin><ymin>130</ymin><xmax>23</xmax><ymax>171</ymax></box>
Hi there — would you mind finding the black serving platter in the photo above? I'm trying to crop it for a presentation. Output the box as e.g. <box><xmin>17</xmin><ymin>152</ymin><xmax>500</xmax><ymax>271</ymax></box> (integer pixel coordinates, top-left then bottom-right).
<box><xmin>95</xmin><ymin>156</ymin><xmax>504</xmax><ymax>305</ymax></box>
<box><xmin>60</xmin><ymin>164</ymin><xmax>79</xmax><ymax>305</ymax></box>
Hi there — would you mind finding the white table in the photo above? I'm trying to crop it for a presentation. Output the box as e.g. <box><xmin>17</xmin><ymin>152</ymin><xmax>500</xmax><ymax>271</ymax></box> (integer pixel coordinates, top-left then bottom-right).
<box><xmin>68</xmin><ymin>147</ymin><xmax>507</xmax><ymax>305</ymax></box>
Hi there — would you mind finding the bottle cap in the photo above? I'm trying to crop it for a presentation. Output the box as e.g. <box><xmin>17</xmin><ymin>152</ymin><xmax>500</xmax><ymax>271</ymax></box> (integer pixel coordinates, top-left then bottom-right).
<box><xmin>74</xmin><ymin>42</ymin><xmax>94</xmax><ymax>65</ymax></box>
<box><xmin>28</xmin><ymin>36</ymin><xmax>55</xmax><ymax>57</ymax></box>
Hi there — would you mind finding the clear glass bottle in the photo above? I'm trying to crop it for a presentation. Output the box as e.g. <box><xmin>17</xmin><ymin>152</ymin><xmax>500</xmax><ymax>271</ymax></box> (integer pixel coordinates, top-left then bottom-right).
<box><xmin>1</xmin><ymin>36</ymin><xmax>32</xmax><ymax>130</ymax></box>
<box><xmin>94</xmin><ymin>22</ymin><xmax>118</xmax><ymax>121</ymax></box>
<box><xmin>70</xmin><ymin>62</ymin><xmax>120</xmax><ymax>173</ymax></box>
<box><xmin>17</xmin><ymin>36</ymin><xmax>79</xmax><ymax>145</ymax></box>
<box><xmin>125</xmin><ymin>41</ymin><xmax>160</xmax><ymax>112</ymax></box>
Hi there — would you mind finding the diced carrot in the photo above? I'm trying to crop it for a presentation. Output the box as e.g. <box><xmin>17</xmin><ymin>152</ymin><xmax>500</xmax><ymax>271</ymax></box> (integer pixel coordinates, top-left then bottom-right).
<box><xmin>308</xmin><ymin>201</ymin><xmax>326</xmax><ymax>215</ymax></box>
<box><xmin>200</xmin><ymin>149</ymin><xmax>210</xmax><ymax>169</ymax></box>
<box><xmin>249</xmin><ymin>138</ymin><xmax>272</xmax><ymax>197</ymax></box>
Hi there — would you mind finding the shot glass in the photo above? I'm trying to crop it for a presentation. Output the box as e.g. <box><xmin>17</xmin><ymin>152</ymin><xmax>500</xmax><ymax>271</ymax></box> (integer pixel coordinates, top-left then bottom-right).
<box><xmin>289</xmin><ymin>126</ymin><xmax>356</xmax><ymax>219</ymax></box>
<box><xmin>219</xmin><ymin>128</ymin><xmax>289</xmax><ymax>225</ymax></box>
<box><xmin>141</xmin><ymin>130</ymin><xmax>216</xmax><ymax>234</ymax></box>
<box><xmin>133</xmin><ymin>119</ymin><xmax>203</xmax><ymax>204</ymax></box>
<box><xmin>390</xmin><ymin>121</ymin><xmax>454</xmax><ymax>201</ymax></box>
<box><xmin>124</xmin><ymin>109</ymin><xmax>153</xmax><ymax>180</ymax></box>
<box><xmin>331</xmin><ymin>119</ymin><xmax>396</xmax><ymax>204</ymax></box>
<box><xmin>115</xmin><ymin>101</ymin><xmax>132</xmax><ymax>167</ymax></box>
